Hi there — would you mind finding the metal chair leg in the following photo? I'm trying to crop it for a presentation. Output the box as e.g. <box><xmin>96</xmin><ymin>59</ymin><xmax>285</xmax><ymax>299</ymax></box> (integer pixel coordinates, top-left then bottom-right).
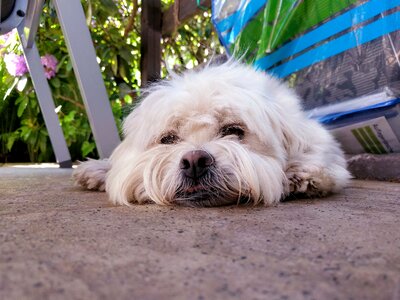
<box><xmin>18</xmin><ymin>26</ymin><xmax>72</xmax><ymax>168</ymax></box>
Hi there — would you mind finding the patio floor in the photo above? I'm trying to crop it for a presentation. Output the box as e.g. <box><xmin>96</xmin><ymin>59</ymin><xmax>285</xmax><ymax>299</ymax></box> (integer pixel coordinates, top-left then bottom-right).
<box><xmin>0</xmin><ymin>165</ymin><xmax>399</xmax><ymax>300</ymax></box>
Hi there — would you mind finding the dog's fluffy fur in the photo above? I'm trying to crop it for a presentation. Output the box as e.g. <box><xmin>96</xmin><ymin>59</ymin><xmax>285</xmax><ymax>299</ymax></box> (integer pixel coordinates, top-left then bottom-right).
<box><xmin>74</xmin><ymin>61</ymin><xmax>350</xmax><ymax>207</ymax></box>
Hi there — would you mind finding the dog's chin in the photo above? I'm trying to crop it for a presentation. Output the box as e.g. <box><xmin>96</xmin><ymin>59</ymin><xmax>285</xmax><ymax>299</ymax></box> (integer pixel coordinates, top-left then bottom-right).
<box><xmin>173</xmin><ymin>184</ymin><xmax>251</xmax><ymax>207</ymax></box>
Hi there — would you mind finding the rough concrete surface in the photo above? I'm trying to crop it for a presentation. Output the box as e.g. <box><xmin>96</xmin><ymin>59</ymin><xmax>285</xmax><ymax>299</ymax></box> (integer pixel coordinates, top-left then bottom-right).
<box><xmin>0</xmin><ymin>166</ymin><xmax>399</xmax><ymax>300</ymax></box>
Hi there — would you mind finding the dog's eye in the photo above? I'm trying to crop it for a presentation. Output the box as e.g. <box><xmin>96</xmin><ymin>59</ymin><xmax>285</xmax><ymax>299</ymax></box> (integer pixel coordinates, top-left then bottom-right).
<box><xmin>160</xmin><ymin>133</ymin><xmax>180</xmax><ymax>145</ymax></box>
<box><xmin>220</xmin><ymin>124</ymin><xmax>245</xmax><ymax>140</ymax></box>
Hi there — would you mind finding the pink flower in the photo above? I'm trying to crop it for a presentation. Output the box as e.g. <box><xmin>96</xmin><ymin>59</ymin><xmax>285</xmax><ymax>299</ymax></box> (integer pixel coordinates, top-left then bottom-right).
<box><xmin>4</xmin><ymin>53</ymin><xmax>28</xmax><ymax>77</ymax></box>
<box><xmin>41</xmin><ymin>54</ymin><xmax>58</xmax><ymax>79</ymax></box>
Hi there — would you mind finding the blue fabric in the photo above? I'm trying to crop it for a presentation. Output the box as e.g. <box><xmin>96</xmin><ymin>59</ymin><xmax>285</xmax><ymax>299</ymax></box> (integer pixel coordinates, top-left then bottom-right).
<box><xmin>314</xmin><ymin>98</ymin><xmax>400</xmax><ymax>124</ymax></box>
<box><xmin>213</xmin><ymin>0</ymin><xmax>267</xmax><ymax>48</ymax></box>
<box><xmin>214</xmin><ymin>11</ymin><xmax>240</xmax><ymax>33</ymax></box>
<box><xmin>268</xmin><ymin>11</ymin><xmax>400</xmax><ymax>78</ymax></box>
<box><xmin>254</xmin><ymin>0</ymin><xmax>400</xmax><ymax>71</ymax></box>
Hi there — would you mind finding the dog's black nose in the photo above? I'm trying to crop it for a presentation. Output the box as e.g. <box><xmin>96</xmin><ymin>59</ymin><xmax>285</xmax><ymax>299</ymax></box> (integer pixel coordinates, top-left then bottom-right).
<box><xmin>180</xmin><ymin>150</ymin><xmax>214</xmax><ymax>179</ymax></box>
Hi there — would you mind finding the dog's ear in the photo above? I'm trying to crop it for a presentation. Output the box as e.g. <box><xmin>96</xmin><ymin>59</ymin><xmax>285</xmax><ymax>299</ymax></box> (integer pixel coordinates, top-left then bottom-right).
<box><xmin>257</xmin><ymin>74</ymin><xmax>309</xmax><ymax>154</ymax></box>
<box><xmin>261</xmin><ymin>103</ymin><xmax>302</xmax><ymax>154</ymax></box>
<box><xmin>121</xmin><ymin>82</ymin><xmax>177</xmax><ymax>149</ymax></box>
<box><xmin>258</xmin><ymin>79</ymin><xmax>331</xmax><ymax>158</ymax></box>
<box><xmin>122</xmin><ymin>106</ymin><xmax>142</xmax><ymax>138</ymax></box>
<box><xmin>121</xmin><ymin>83</ymin><xmax>165</xmax><ymax>140</ymax></box>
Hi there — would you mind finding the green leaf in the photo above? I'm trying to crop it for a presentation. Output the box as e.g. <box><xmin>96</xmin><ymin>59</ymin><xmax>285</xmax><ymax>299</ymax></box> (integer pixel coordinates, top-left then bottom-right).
<box><xmin>6</xmin><ymin>135</ymin><xmax>17</xmax><ymax>151</ymax></box>
<box><xmin>118</xmin><ymin>59</ymin><xmax>129</xmax><ymax>82</ymax></box>
<box><xmin>50</xmin><ymin>77</ymin><xmax>61</xmax><ymax>88</ymax></box>
<box><xmin>20</xmin><ymin>126</ymin><xmax>32</xmax><ymax>141</ymax></box>
<box><xmin>17</xmin><ymin>97</ymin><xmax>29</xmax><ymax>117</ymax></box>
<box><xmin>66</xmin><ymin>60</ymin><xmax>73</xmax><ymax>72</ymax></box>
<box><xmin>56</xmin><ymin>55</ymin><xmax>68</xmax><ymax>73</ymax></box>
<box><xmin>39</xmin><ymin>133</ymin><xmax>47</xmax><ymax>153</ymax></box>
<box><xmin>119</xmin><ymin>48</ymin><xmax>133</xmax><ymax>63</ymax></box>
<box><xmin>15</xmin><ymin>95</ymin><xmax>25</xmax><ymax>105</ymax></box>
<box><xmin>39</xmin><ymin>128</ymin><xmax>49</xmax><ymax>136</ymax></box>
<box><xmin>27</xmin><ymin>130</ymin><xmax>38</xmax><ymax>146</ymax></box>
<box><xmin>99</xmin><ymin>0</ymin><xmax>118</xmax><ymax>14</ymax></box>
<box><xmin>63</xmin><ymin>110</ymin><xmax>76</xmax><ymax>123</ymax></box>
<box><xmin>81</xmin><ymin>140</ymin><xmax>95</xmax><ymax>157</ymax></box>
<box><xmin>111</xmin><ymin>54</ymin><xmax>118</xmax><ymax>76</ymax></box>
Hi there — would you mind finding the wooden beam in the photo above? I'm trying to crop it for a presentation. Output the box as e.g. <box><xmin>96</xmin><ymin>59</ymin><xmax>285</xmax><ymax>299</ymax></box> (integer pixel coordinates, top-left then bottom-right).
<box><xmin>140</xmin><ymin>0</ymin><xmax>162</xmax><ymax>86</ymax></box>
<box><xmin>162</xmin><ymin>0</ymin><xmax>211</xmax><ymax>37</ymax></box>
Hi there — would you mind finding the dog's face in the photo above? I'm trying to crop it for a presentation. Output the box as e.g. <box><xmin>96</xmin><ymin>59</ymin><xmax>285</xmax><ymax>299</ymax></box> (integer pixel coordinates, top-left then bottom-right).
<box><xmin>106</xmin><ymin>63</ymin><xmax>299</xmax><ymax>207</ymax></box>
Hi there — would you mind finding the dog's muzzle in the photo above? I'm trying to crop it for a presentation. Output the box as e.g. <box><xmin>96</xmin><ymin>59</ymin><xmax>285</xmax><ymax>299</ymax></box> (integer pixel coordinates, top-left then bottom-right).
<box><xmin>175</xmin><ymin>150</ymin><xmax>250</xmax><ymax>207</ymax></box>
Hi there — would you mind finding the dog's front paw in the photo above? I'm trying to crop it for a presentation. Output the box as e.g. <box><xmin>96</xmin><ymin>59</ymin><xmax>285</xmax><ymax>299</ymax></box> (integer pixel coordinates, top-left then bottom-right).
<box><xmin>73</xmin><ymin>159</ymin><xmax>110</xmax><ymax>191</ymax></box>
<box><xmin>285</xmin><ymin>167</ymin><xmax>332</xmax><ymax>198</ymax></box>
<box><xmin>288</xmin><ymin>171</ymin><xmax>318</xmax><ymax>194</ymax></box>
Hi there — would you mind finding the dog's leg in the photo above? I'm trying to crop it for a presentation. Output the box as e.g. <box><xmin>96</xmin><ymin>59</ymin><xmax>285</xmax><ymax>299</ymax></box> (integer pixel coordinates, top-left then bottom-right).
<box><xmin>285</xmin><ymin>163</ymin><xmax>345</xmax><ymax>197</ymax></box>
<box><xmin>283</xmin><ymin>127</ymin><xmax>351</xmax><ymax>198</ymax></box>
<box><xmin>73</xmin><ymin>159</ymin><xmax>110</xmax><ymax>191</ymax></box>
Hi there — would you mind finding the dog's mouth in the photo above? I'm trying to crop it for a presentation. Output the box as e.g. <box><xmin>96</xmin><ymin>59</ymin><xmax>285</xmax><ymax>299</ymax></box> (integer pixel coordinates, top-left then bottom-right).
<box><xmin>184</xmin><ymin>184</ymin><xmax>205</xmax><ymax>194</ymax></box>
<box><xmin>174</xmin><ymin>184</ymin><xmax>251</xmax><ymax>207</ymax></box>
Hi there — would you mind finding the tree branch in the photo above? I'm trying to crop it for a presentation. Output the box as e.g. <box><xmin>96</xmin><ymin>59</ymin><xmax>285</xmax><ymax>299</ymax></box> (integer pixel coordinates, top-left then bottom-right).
<box><xmin>56</xmin><ymin>95</ymin><xmax>85</xmax><ymax>110</ymax></box>
<box><xmin>124</xmin><ymin>0</ymin><xmax>139</xmax><ymax>38</ymax></box>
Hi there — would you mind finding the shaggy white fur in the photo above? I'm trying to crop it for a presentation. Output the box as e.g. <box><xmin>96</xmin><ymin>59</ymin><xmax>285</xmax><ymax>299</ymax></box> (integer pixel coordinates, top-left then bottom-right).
<box><xmin>73</xmin><ymin>61</ymin><xmax>350</xmax><ymax>207</ymax></box>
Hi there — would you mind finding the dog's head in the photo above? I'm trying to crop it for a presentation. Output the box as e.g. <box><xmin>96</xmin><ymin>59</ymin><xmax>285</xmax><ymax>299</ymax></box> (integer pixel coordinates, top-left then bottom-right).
<box><xmin>106</xmin><ymin>62</ymin><xmax>300</xmax><ymax>207</ymax></box>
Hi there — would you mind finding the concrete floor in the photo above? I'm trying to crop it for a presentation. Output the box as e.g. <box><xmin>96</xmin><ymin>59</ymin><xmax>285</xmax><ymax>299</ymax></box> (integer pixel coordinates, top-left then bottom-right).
<box><xmin>0</xmin><ymin>166</ymin><xmax>399</xmax><ymax>300</ymax></box>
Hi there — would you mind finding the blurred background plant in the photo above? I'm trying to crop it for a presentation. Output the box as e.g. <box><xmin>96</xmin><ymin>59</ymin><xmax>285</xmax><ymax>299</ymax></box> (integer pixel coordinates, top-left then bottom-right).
<box><xmin>0</xmin><ymin>0</ymin><xmax>223</xmax><ymax>163</ymax></box>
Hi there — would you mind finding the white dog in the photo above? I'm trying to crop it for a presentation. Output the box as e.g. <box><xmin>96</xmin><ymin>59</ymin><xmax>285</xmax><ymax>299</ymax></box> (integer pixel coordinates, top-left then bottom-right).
<box><xmin>73</xmin><ymin>61</ymin><xmax>350</xmax><ymax>207</ymax></box>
